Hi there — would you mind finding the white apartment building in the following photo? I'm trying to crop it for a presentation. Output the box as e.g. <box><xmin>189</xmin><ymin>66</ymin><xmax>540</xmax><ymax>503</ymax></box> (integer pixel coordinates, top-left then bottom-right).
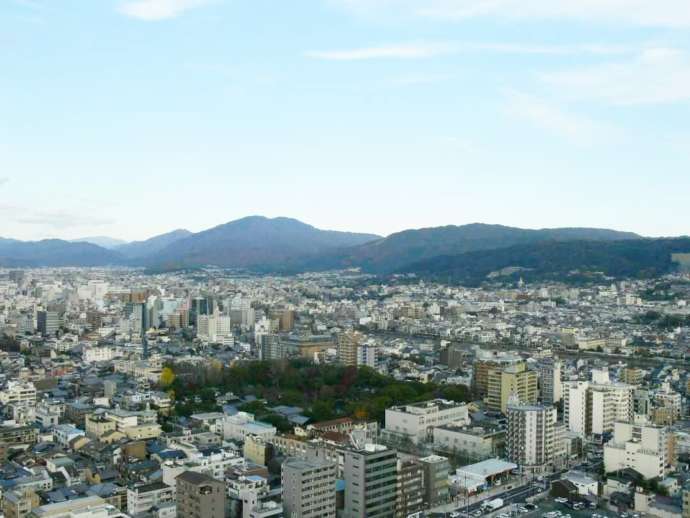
<box><xmin>604</xmin><ymin>420</ymin><xmax>668</xmax><ymax>480</ymax></box>
<box><xmin>385</xmin><ymin>399</ymin><xmax>470</xmax><ymax>444</ymax></box>
<box><xmin>197</xmin><ymin>312</ymin><xmax>232</xmax><ymax>343</ymax></box>
<box><xmin>162</xmin><ymin>450</ymin><xmax>243</xmax><ymax>486</ymax></box>
<box><xmin>0</xmin><ymin>380</ymin><xmax>37</xmax><ymax>406</ymax></box>
<box><xmin>83</xmin><ymin>346</ymin><xmax>115</xmax><ymax>363</ymax></box>
<box><xmin>506</xmin><ymin>403</ymin><xmax>557</xmax><ymax>472</ymax></box>
<box><xmin>356</xmin><ymin>343</ymin><xmax>380</xmax><ymax>370</ymax></box>
<box><xmin>563</xmin><ymin>376</ymin><xmax>633</xmax><ymax>437</ymax></box>
<box><xmin>127</xmin><ymin>482</ymin><xmax>176</xmax><ymax>515</ymax></box>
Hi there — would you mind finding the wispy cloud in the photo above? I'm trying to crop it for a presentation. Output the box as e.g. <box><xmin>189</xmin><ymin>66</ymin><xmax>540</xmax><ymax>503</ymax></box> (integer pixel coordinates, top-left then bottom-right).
<box><xmin>505</xmin><ymin>90</ymin><xmax>616</xmax><ymax>144</ymax></box>
<box><xmin>306</xmin><ymin>41</ymin><xmax>632</xmax><ymax>61</ymax></box>
<box><xmin>542</xmin><ymin>48</ymin><xmax>690</xmax><ymax>105</ymax></box>
<box><xmin>334</xmin><ymin>0</ymin><xmax>690</xmax><ymax>28</ymax></box>
<box><xmin>0</xmin><ymin>177</ymin><xmax>8</xmax><ymax>187</ymax></box>
<box><xmin>306</xmin><ymin>42</ymin><xmax>453</xmax><ymax>60</ymax></box>
<box><xmin>14</xmin><ymin>211</ymin><xmax>115</xmax><ymax>229</ymax></box>
<box><xmin>118</xmin><ymin>0</ymin><xmax>214</xmax><ymax>20</ymax></box>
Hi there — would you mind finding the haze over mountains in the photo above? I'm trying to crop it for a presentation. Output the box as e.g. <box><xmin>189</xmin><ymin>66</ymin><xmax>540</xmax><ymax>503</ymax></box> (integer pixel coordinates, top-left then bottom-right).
<box><xmin>1</xmin><ymin>216</ymin><xmax>687</xmax><ymax>284</ymax></box>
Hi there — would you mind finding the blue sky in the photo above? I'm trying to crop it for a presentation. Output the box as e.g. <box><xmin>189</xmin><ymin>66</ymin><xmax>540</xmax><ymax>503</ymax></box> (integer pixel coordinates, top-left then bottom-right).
<box><xmin>1</xmin><ymin>0</ymin><xmax>689</xmax><ymax>241</ymax></box>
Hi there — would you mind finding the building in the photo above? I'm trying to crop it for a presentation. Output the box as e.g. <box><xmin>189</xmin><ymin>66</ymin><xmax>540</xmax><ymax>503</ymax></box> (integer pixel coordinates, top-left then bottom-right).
<box><xmin>385</xmin><ymin>399</ymin><xmax>470</xmax><ymax>444</ymax></box>
<box><xmin>0</xmin><ymin>381</ymin><xmax>37</xmax><ymax>406</ymax></box>
<box><xmin>563</xmin><ymin>375</ymin><xmax>634</xmax><ymax>437</ymax></box>
<box><xmin>432</xmin><ymin>424</ymin><xmax>505</xmax><ymax>463</ymax></box>
<box><xmin>176</xmin><ymin>471</ymin><xmax>226</xmax><ymax>518</ymax></box>
<box><xmin>343</xmin><ymin>444</ymin><xmax>398</xmax><ymax>518</ymax></box>
<box><xmin>357</xmin><ymin>343</ymin><xmax>380</xmax><ymax>370</ymax></box>
<box><xmin>604</xmin><ymin>420</ymin><xmax>669</xmax><ymax>480</ymax></box>
<box><xmin>506</xmin><ymin>403</ymin><xmax>557</xmax><ymax>472</ymax></box>
<box><xmin>37</xmin><ymin>310</ymin><xmax>61</xmax><ymax>336</ymax></box>
<box><xmin>537</xmin><ymin>358</ymin><xmax>562</xmax><ymax>405</ymax></box>
<box><xmin>396</xmin><ymin>457</ymin><xmax>424</xmax><ymax>518</ymax></box>
<box><xmin>2</xmin><ymin>489</ymin><xmax>39</xmax><ymax>518</ymax></box>
<box><xmin>281</xmin><ymin>457</ymin><xmax>336</xmax><ymax>518</ymax></box>
<box><xmin>127</xmin><ymin>482</ymin><xmax>175</xmax><ymax>515</ymax></box>
<box><xmin>419</xmin><ymin>455</ymin><xmax>450</xmax><ymax>507</ymax></box>
<box><xmin>486</xmin><ymin>362</ymin><xmax>538</xmax><ymax>413</ymax></box>
<box><xmin>337</xmin><ymin>331</ymin><xmax>362</xmax><ymax>367</ymax></box>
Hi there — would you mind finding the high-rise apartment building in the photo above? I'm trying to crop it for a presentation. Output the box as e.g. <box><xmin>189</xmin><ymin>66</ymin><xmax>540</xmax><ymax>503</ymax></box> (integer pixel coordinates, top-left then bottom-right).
<box><xmin>176</xmin><ymin>471</ymin><xmax>226</xmax><ymax>518</ymax></box>
<box><xmin>343</xmin><ymin>444</ymin><xmax>398</xmax><ymax>518</ymax></box>
<box><xmin>487</xmin><ymin>362</ymin><xmax>538</xmax><ymax>413</ymax></box>
<box><xmin>396</xmin><ymin>457</ymin><xmax>424</xmax><ymax>518</ymax></box>
<box><xmin>563</xmin><ymin>374</ymin><xmax>634</xmax><ymax>437</ymax></box>
<box><xmin>337</xmin><ymin>331</ymin><xmax>362</xmax><ymax>367</ymax></box>
<box><xmin>36</xmin><ymin>310</ymin><xmax>61</xmax><ymax>336</ymax></box>
<box><xmin>281</xmin><ymin>458</ymin><xmax>336</xmax><ymax>518</ymax></box>
<box><xmin>506</xmin><ymin>403</ymin><xmax>557</xmax><ymax>472</ymax></box>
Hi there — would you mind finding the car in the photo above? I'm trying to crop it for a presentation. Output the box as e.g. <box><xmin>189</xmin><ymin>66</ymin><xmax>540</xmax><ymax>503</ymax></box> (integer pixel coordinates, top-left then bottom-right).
<box><xmin>449</xmin><ymin>513</ymin><xmax>461</xmax><ymax>518</ymax></box>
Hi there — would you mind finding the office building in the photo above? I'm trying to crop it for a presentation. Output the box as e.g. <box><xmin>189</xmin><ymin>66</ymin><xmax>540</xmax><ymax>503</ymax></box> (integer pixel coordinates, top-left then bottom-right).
<box><xmin>537</xmin><ymin>358</ymin><xmax>562</xmax><ymax>405</ymax></box>
<box><xmin>396</xmin><ymin>457</ymin><xmax>424</xmax><ymax>518</ymax></box>
<box><xmin>343</xmin><ymin>444</ymin><xmax>398</xmax><ymax>518</ymax></box>
<box><xmin>36</xmin><ymin>310</ymin><xmax>61</xmax><ymax>336</ymax></box>
<box><xmin>385</xmin><ymin>399</ymin><xmax>470</xmax><ymax>444</ymax></box>
<box><xmin>419</xmin><ymin>455</ymin><xmax>450</xmax><ymax>507</ymax></box>
<box><xmin>281</xmin><ymin>458</ymin><xmax>336</xmax><ymax>518</ymax></box>
<box><xmin>604</xmin><ymin>420</ymin><xmax>669</xmax><ymax>480</ymax></box>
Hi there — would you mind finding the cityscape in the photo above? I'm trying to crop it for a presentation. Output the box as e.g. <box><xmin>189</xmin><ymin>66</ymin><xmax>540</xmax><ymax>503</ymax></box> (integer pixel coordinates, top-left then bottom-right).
<box><xmin>3</xmin><ymin>0</ymin><xmax>690</xmax><ymax>517</ymax></box>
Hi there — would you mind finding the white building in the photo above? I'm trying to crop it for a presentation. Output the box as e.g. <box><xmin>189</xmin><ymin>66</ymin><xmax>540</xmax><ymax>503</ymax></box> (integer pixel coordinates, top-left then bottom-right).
<box><xmin>216</xmin><ymin>412</ymin><xmax>277</xmax><ymax>442</ymax></box>
<box><xmin>506</xmin><ymin>403</ymin><xmax>557</xmax><ymax>472</ymax></box>
<box><xmin>127</xmin><ymin>482</ymin><xmax>175</xmax><ymax>516</ymax></box>
<box><xmin>385</xmin><ymin>399</ymin><xmax>470</xmax><ymax>444</ymax></box>
<box><xmin>604</xmin><ymin>420</ymin><xmax>668</xmax><ymax>480</ymax></box>
<box><xmin>563</xmin><ymin>374</ymin><xmax>633</xmax><ymax>437</ymax></box>
<box><xmin>53</xmin><ymin>424</ymin><xmax>86</xmax><ymax>448</ymax></box>
<box><xmin>0</xmin><ymin>380</ymin><xmax>37</xmax><ymax>406</ymax></box>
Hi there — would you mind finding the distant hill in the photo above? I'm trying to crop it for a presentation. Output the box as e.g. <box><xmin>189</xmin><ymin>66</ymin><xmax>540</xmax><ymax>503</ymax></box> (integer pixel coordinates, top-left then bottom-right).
<box><xmin>116</xmin><ymin>229</ymin><xmax>192</xmax><ymax>259</ymax></box>
<box><xmin>146</xmin><ymin>216</ymin><xmax>382</xmax><ymax>270</ymax></box>
<box><xmin>0</xmin><ymin>239</ymin><xmax>123</xmax><ymax>267</ymax></box>
<box><xmin>300</xmin><ymin>223</ymin><xmax>641</xmax><ymax>274</ymax></box>
<box><xmin>400</xmin><ymin>238</ymin><xmax>690</xmax><ymax>286</ymax></box>
<box><xmin>71</xmin><ymin>236</ymin><xmax>128</xmax><ymax>249</ymax></box>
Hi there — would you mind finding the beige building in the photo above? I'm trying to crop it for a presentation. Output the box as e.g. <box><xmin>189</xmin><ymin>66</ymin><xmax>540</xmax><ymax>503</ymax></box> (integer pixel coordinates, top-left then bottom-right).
<box><xmin>176</xmin><ymin>471</ymin><xmax>226</xmax><ymax>518</ymax></box>
<box><xmin>486</xmin><ymin>362</ymin><xmax>538</xmax><ymax>413</ymax></box>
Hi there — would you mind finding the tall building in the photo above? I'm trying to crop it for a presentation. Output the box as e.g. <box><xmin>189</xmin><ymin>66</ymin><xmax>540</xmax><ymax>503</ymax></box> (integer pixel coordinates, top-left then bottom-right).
<box><xmin>419</xmin><ymin>455</ymin><xmax>450</xmax><ymax>507</ymax></box>
<box><xmin>343</xmin><ymin>444</ymin><xmax>398</xmax><ymax>518</ymax></box>
<box><xmin>506</xmin><ymin>403</ymin><xmax>557</xmax><ymax>472</ymax></box>
<box><xmin>357</xmin><ymin>343</ymin><xmax>380</xmax><ymax>370</ymax></box>
<box><xmin>337</xmin><ymin>331</ymin><xmax>362</xmax><ymax>367</ymax></box>
<box><xmin>563</xmin><ymin>375</ymin><xmax>634</xmax><ymax>437</ymax></box>
<box><xmin>537</xmin><ymin>358</ymin><xmax>562</xmax><ymax>405</ymax></box>
<box><xmin>176</xmin><ymin>471</ymin><xmax>226</xmax><ymax>518</ymax></box>
<box><xmin>396</xmin><ymin>457</ymin><xmax>424</xmax><ymax>518</ymax></box>
<box><xmin>281</xmin><ymin>458</ymin><xmax>336</xmax><ymax>518</ymax></box>
<box><xmin>36</xmin><ymin>310</ymin><xmax>61</xmax><ymax>336</ymax></box>
<box><xmin>486</xmin><ymin>362</ymin><xmax>538</xmax><ymax>413</ymax></box>
<box><xmin>604</xmin><ymin>420</ymin><xmax>669</xmax><ymax>480</ymax></box>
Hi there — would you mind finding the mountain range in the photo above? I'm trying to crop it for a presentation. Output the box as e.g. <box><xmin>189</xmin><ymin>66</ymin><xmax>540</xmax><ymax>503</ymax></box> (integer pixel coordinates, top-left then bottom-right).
<box><xmin>1</xmin><ymin>216</ymin><xmax>688</xmax><ymax>284</ymax></box>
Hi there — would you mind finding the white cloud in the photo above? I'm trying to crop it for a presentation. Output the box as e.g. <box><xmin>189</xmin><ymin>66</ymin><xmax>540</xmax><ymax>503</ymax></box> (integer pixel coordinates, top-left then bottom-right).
<box><xmin>505</xmin><ymin>90</ymin><xmax>615</xmax><ymax>144</ymax></box>
<box><xmin>305</xmin><ymin>42</ymin><xmax>453</xmax><ymax>60</ymax></box>
<box><xmin>334</xmin><ymin>0</ymin><xmax>690</xmax><ymax>28</ymax></box>
<box><xmin>118</xmin><ymin>0</ymin><xmax>213</xmax><ymax>20</ymax></box>
<box><xmin>306</xmin><ymin>41</ymin><xmax>630</xmax><ymax>61</ymax></box>
<box><xmin>15</xmin><ymin>211</ymin><xmax>114</xmax><ymax>229</ymax></box>
<box><xmin>0</xmin><ymin>177</ymin><xmax>8</xmax><ymax>186</ymax></box>
<box><xmin>542</xmin><ymin>48</ymin><xmax>690</xmax><ymax>105</ymax></box>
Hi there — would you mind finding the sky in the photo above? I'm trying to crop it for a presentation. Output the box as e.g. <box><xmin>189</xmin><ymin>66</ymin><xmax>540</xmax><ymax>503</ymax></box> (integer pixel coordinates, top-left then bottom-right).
<box><xmin>1</xmin><ymin>0</ymin><xmax>690</xmax><ymax>241</ymax></box>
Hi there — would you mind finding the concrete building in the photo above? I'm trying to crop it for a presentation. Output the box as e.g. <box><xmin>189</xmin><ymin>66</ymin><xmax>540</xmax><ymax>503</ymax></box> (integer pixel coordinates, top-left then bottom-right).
<box><xmin>432</xmin><ymin>424</ymin><xmax>505</xmax><ymax>462</ymax></box>
<box><xmin>127</xmin><ymin>482</ymin><xmax>175</xmax><ymax>516</ymax></box>
<box><xmin>396</xmin><ymin>457</ymin><xmax>424</xmax><ymax>518</ymax></box>
<box><xmin>486</xmin><ymin>361</ymin><xmax>538</xmax><ymax>413</ymax></box>
<box><xmin>337</xmin><ymin>331</ymin><xmax>362</xmax><ymax>367</ymax></box>
<box><xmin>176</xmin><ymin>471</ymin><xmax>226</xmax><ymax>518</ymax></box>
<box><xmin>604</xmin><ymin>420</ymin><xmax>669</xmax><ymax>480</ymax></box>
<box><xmin>385</xmin><ymin>399</ymin><xmax>470</xmax><ymax>444</ymax></box>
<box><xmin>343</xmin><ymin>444</ymin><xmax>398</xmax><ymax>518</ymax></box>
<box><xmin>37</xmin><ymin>310</ymin><xmax>61</xmax><ymax>336</ymax></box>
<box><xmin>0</xmin><ymin>381</ymin><xmax>37</xmax><ymax>406</ymax></box>
<box><xmin>537</xmin><ymin>358</ymin><xmax>562</xmax><ymax>405</ymax></box>
<box><xmin>419</xmin><ymin>455</ymin><xmax>450</xmax><ymax>507</ymax></box>
<box><xmin>506</xmin><ymin>403</ymin><xmax>557</xmax><ymax>472</ymax></box>
<box><xmin>281</xmin><ymin>457</ymin><xmax>336</xmax><ymax>518</ymax></box>
<box><xmin>563</xmin><ymin>375</ymin><xmax>634</xmax><ymax>437</ymax></box>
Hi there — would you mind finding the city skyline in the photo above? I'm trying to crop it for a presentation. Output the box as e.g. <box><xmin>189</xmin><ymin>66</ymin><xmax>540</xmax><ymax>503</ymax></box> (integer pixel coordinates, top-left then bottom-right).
<box><xmin>2</xmin><ymin>0</ymin><xmax>690</xmax><ymax>240</ymax></box>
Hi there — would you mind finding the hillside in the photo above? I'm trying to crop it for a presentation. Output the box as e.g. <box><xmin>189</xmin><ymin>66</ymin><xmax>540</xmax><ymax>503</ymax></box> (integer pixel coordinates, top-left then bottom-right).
<box><xmin>301</xmin><ymin>223</ymin><xmax>641</xmax><ymax>274</ymax></box>
<box><xmin>0</xmin><ymin>239</ymin><xmax>123</xmax><ymax>267</ymax></box>
<box><xmin>400</xmin><ymin>238</ymin><xmax>690</xmax><ymax>286</ymax></box>
<box><xmin>146</xmin><ymin>216</ymin><xmax>381</xmax><ymax>270</ymax></box>
<box><xmin>116</xmin><ymin>229</ymin><xmax>192</xmax><ymax>259</ymax></box>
